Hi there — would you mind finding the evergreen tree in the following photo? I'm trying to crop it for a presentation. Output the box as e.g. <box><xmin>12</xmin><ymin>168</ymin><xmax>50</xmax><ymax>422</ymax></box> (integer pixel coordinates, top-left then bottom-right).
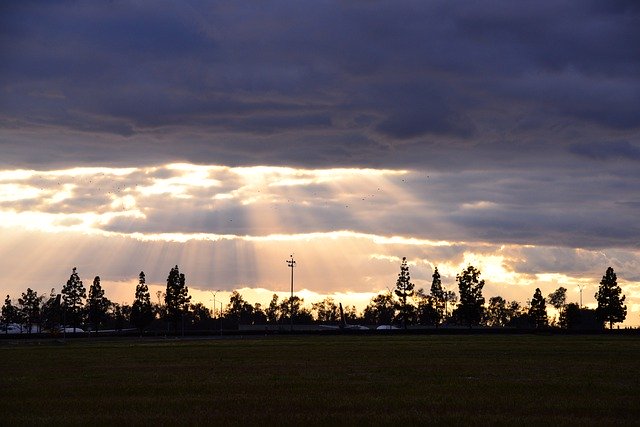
<box><xmin>528</xmin><ymin>288</ymin><xmax>548</xmax><ymax>328</ymax></box>
<box><xmin>454</xmin><ymin>265</ymin><xmax>485</xmax><ymax>327</ymax></box>
<box><xmin>595</xmin><ymin>267</ymin><xmax>627</xmax><ymax>329</ymax></box>
<box><xmin>164</xmin><ymin>265</ymin><xmax>191</xmax><ymax>332</ymax></box>
<box><xmin>18</xmin><ymin>288</ymin><xmax>42</xmax><ymax>333</ymax></box>
<box><xmin>40</xmin><ymin>289</ymin><xmax>62</xmax><ymax>333</ymax></box>
<box><xmin>131</xmin><ymin>271</ymin><xmax>154</xmax><ymax>333</ymax></box>
<box><xmin>394</xmin><ymin>257</ymin><xmax>415</xmax><ymax>329</ymax></box>
<box><xmin>430</xmin><ymin>267</ymin><xmax>445</xmax><ymax>326</ymax></box>
<box><xmin>1</xmin><ymin>295</ymin><xmax>18</xmax><ymax>333</ymax></box>
<box><xmin>61</xmin><ymin>267</ymin><xmax>87</xmax><ymax>332</ymax></box>
<box><xmin>415</xmin><ymin>289</ymin><xmax>439</xmax><ymax>326</ymax></box>
<box><xmin>87</xmin><ymin>276</ymin><xmax>111</xmax><ymax>332</ymax></box>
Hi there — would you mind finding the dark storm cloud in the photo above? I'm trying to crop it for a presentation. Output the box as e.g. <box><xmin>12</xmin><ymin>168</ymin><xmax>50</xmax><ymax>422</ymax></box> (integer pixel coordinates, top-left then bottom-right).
<box><xmin>2</xmin><ymin>0</ymin><xmax>639</xmax><ymax>166</ymax></box>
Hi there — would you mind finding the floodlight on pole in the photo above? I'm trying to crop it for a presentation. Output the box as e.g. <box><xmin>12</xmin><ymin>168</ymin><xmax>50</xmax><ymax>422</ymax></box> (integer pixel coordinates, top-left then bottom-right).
<box><xmin>287</xmin><ymin>254</ymin><xmax>296</xmax><ymax>331</ymax></box>
<box><xmin>210</xmin><ymin>291</ymin><xmax>217</xmax><ymax>317</ymax></box>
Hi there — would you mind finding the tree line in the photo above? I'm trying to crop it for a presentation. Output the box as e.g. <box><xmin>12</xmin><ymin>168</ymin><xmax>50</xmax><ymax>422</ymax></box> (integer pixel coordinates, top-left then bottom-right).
<box><xmin>0</xmin><ymin>260</ymin><xmax>629</xmax><ymax>334</ymax></box>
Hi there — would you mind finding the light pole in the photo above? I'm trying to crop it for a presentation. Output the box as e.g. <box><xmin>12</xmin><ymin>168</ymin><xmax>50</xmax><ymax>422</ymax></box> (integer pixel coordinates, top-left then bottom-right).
<box><xmin>210</xmin><ymin>291</ymin><xmax>217</xmax><ymax>316</ymax></box>
<box><xmin>287</xmin><ymin>254</ymin><xmax>296</xmax><ymax>332</ymax></box>
<box><xmin>577</xmin><ymin>285</ymin><xmax>585</xmax><ymax>308</ymax></box>
<box><xmin>210</xmin><ymin>290</ymin><xmax>222</xmax><ymax>335</ymax></box>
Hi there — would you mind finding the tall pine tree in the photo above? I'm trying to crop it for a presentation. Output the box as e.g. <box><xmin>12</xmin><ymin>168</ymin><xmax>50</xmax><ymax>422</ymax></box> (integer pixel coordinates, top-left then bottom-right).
<box><xmin>595</xmin><ymin>267</ymin><xmax>627</xmax><ymax>329</ymax></box>
<box><xmin>165</xmin><ymin>265</ymin><xmax>191</xmax><ymax>333</ymax></box>
<box><xmin>131</xmin><ymin>271</ymin><xmax>154</xmax><ymax>333</ymax></box>
<box><xmin>394</xmin><ymin>257</ymin><xmax>415</xmax><ymax>329</ymax></box>
<box><xmin>18</xmin><ymin>288</ymin><xmax>42</xmax><ymax>333</ymax></box>
<box><xmin>87</xmin><ymin>276</ymin><xmax>111</xmax><ymax>332</ymax></box>
<box><xmin>454</xmin><ymin>265</ymin><xmax>485</xmax><ymax>327</ymax></box>
<box><xmin>2</xmin><ymin>295</ymin><xmax>18</xmax><ymax>334</ymax></box>
<box><xmin>61</xmin><ymin>267</ymin><xmax>86</xmax><ymax>332</ymax></box>
<box><xmin>430</xmin><ymin>267</ymin><xmax>445</xmax><ymax>326</ymax></box>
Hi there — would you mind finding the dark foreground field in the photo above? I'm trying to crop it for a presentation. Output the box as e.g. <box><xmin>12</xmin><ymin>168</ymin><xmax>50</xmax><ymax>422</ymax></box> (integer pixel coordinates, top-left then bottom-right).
<box><xmin>1</xmin><ymin>335</ymin><xmax>639</xmax><ymax>425</ymax></box>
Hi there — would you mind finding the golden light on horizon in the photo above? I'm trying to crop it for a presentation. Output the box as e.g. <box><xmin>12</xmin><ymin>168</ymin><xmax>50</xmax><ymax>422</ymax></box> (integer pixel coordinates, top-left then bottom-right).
<box><xmin>1</xmin><ymin>162</ymin><xmax>639</xmax><ymax>326</ymax></box>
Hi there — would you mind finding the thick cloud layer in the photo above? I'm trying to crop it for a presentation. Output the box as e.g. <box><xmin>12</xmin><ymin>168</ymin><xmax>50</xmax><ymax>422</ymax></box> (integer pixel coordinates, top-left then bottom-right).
<box><xmin>1</xmin><ymin>1</ymin><xmax>639</xmax><ymax>170</ymax></box>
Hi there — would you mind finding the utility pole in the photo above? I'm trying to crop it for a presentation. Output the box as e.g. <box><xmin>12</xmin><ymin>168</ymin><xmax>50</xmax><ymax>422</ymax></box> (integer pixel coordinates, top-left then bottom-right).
<box><xmin>287</xmin><ymin>254</ymin><xmax>296</xmax><ymax>332</ymax></box>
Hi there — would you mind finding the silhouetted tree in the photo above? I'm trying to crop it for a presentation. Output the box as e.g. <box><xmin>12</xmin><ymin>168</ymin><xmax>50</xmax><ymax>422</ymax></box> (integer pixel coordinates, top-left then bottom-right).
<box><xmin>154</xmin><ymin>290</ymin><xmax>166</xmax><ymax>320</ymax></box>
<box><xmin>363</xmin><ymin>292</ymin><xmax>395</xmax><ymax>325</ymax></box>
<box><xmin>18</xmin><ymin>288</ymin><xmax>42</xmax><ymax>333</ymax></box>
<box><xmin>415</xmin><ymin>288</ymin><xmax>439</xmax><ymax>326</ymax></box>
<box><xmin>430</xmin><ymin>267</ymin><xmax>445</xmax><ymax>325</ymax></box>
<box><xmin>443</xmin><ymin>290</ymin><xmax>457</xmax><ymax>321</ymax></box>
<box><xmin>547</xmin><ymin>287</ymin><xmax>567</xmax><ymax>312</ymax></box>
<box><xmin>61</xmin><ymin>267</ymin><xmax>87</xmax><ymax>332</ymax></box>
<box><xmin>504</xmin><ymin>301</ymin><xmax>533</xmax><ymax>328</ymax></box>
<box><xmin>528</xmin><ymin>288</ymin><xmax>548</xmax><ymax>328</ymax></box>
<box><xmin>252</xmin><ymin>303</ymin><xmax>267</xmax><ymax>324</ymax></box>
<box><xmin>87</xmin><ymin>276</ymin><xmax>111</xmax><ymax>332</ymax></box>
<box><xmin>131</xmin><ymin>271</ymin><xmax>154</xmax><ymax>333</ymax></box>
<box><xmin>40</xmin><ymin>289</ymin><xmax>62</xmax><ymax>333</ymax></box>
<box><xmin>547</xmin><ymin>287</ymin><xmax>567</xmax><ymax>325</ymax></box>
<box><xmin>559</xmin><ymin>303</ymin><xmax>601</xmax><ymax>330</ymax></box>
<box><xmin>453</xmin><ymin>265</ymin><xmax>485</xmax><ymax>327</ymax></box>
<box><xmin>1</xmin><ymin>295</ymin><xmax>18</xmax><ymax>333</ymax></box>
<box><xmin>312</xmin><ymin>297</ymin><xmax>339</xmax><ymax>323</ymax></box>
<box><xmin>266</xmin><ymin>294</ymin><xmax>280</xmax><ymax>324</ymax></box>
<box><xmin>595</xmin><ymin>267</ymin><xmax>627</xmax><ymax>329</ymax></box>
<box><xmin>165</xmin><ymin>265</ymin><xmax>191</xmax><ymax>332</ymax></box>
<box><xmin>189</xmin><ymin>302</ymin><xmax>212</xmax><ymax>325</ymax></box>
<box><xmin>342</xmin><ymin>305</ymin><xmax>359</xmax><ymax>322</ymax></box>
<box><xmin>280</xmin><ymin>296</ymin><xmax>313</xmax><ymax>324</ymax></box>
<box><xmin>394</xmin><ymin>257</ymin><xmax>415</xmax><ymax>329</ymax></box>
<box><xmin>486</xmin><ymin>296</ymin><xmax>509</xmax><ymax>327</ymax></box>
<box><xmin>110</xmin><ymin>303</ymin><xmax>129</xmax><ymax>331</ymax></box>
<box><xmin>225</xmin><ymin>291</ymin><xmax>254</xmax><ymax>326</ymax></box>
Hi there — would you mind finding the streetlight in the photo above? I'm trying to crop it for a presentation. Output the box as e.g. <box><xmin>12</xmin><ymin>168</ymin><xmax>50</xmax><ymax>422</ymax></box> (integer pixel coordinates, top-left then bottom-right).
<box><xmin>217</xmin><ymin>300</ymin><xmax>223</xmax><ymax>335</ymax></box>
<box><xmin>286</xmin><ymin>254</ymin><xmax>296</xmax><ymax>332</ymax></box>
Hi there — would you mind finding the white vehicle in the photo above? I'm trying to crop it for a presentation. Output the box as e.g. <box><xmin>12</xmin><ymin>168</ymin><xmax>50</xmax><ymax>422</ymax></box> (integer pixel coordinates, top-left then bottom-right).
<box><xmin>376</xmin><ymin>325</ymin><xmax>400</xmax><ymax>330</ymax></box>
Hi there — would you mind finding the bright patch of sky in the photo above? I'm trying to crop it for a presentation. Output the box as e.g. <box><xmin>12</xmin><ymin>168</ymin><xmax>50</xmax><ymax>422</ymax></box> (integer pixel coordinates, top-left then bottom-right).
<box><xmin>0</xmin><ymin>163</ymin><xmax>638</xmax><ymax>325</ymax></box>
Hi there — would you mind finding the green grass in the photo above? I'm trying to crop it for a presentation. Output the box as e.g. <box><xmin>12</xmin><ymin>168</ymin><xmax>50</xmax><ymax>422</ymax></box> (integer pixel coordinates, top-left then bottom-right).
<box><xmin>1</xmin><ymin>335</ymin><xmax>639</xmax><ymax>425</ymax></box>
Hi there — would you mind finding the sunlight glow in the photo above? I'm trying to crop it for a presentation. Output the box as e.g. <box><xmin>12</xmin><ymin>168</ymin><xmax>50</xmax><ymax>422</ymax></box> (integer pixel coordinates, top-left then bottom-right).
<box><xmin>2</xmin><ymin>163</ymin><xmax>639</xmax><ymax>326</ymax></box>
<box><xmin>0</xmin><ymin>184</ymin><xmax>42</xmax><ymax>202</ymax></box>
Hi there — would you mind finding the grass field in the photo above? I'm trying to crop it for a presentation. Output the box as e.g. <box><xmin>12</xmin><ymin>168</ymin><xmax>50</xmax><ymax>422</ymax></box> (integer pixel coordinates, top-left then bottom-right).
<box><xmin>1</xmin><ymin>334</ymin><xmax>639</xmax><ymax>425</ymax></box>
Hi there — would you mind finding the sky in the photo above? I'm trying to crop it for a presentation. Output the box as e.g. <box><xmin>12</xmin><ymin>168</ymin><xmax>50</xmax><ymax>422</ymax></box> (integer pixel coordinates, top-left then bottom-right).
<box><xmin>1</xmin><ymin>1</ymin><xmax>639</xmax><ymax>324</ymax></box>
